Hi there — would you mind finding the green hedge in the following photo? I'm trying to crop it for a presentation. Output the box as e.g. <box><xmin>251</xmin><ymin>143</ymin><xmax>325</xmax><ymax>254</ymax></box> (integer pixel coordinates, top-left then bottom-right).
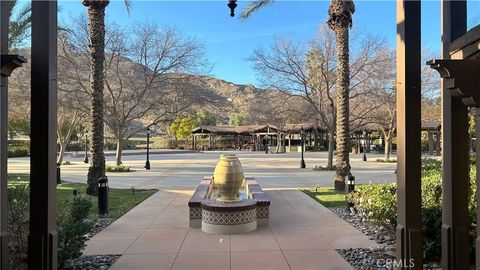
<box><xmin>7</xmin><ymin>145</ymin><xmax>29</xmax><ymax>158</ymax></box>
<box><xmin>348</xmin><ymin>158</ymin><xmax>476</xmax><ymax>262</ymax></box>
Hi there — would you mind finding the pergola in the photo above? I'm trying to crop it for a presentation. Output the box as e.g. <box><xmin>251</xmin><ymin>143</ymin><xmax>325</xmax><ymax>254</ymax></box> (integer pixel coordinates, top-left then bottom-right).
<box><xmin>0</xmin><ymin>1</ymin><xmax>478</xmax><ymax>269</ymax></box>
<box><xmin>190</xmin><ymin>123</ymin><xmax>325</xmax><ymax>151</ymax></box>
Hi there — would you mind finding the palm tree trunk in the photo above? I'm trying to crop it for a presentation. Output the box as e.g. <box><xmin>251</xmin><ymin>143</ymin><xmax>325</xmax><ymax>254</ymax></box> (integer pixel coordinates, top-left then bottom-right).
<box><xmin>84</xmin><ymin>0</ymin><xmax>109</xmax><ymax>196</ymax></box>
<box><xmin>334</xmin><ymin>26</ymin><xmax>351</xmax><ymax>191</ymax></box>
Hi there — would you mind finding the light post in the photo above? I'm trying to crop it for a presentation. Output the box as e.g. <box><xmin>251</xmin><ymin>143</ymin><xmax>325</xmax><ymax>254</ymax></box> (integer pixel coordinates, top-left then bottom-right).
<box><xmin>300</xmin><ymin>127</ymin><xmax>306</xmax><ymax>168</ymax></box>
<box><xmin>227</xmin><ymin>0</ymin><xmax>237</xmax><ymax>17</ymax></box>
<box><xmin>83</xmin><ymin>133</ymin><xmax>89</xmax><ymax>164</ymax></box>
<box><xmin>145</xmin><ymin>128</ymin><xmax>151</xmax><ymax>170</ymax></box>
<box><xmin>363</xmin><ymin>130</ymin><xmax>367</xmax><ymax>161</ymax></box>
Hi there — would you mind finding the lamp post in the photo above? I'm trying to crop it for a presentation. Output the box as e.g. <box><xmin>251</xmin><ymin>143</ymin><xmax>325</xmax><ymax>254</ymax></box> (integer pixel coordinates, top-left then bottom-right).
<box><xmin>145</xmin><ymin>128</ymin><xmax>151</xmax><ymax>170</ymax></box>
<box><xmin>227</xmin><ymin>0</ymin><xmax>237</xmax><ymax>17</ymax></box>
<box><xmin>83</xmin><ymin>133</ymin><xmax>89</xmax><ymax>164</ymax></box>
<box><xmin>363</xmin><ymin>130</ymin><xmax>367</xmax><ymax>161</ymax></box>
<box><xmin>300</xmin><ymin>127</ymin><xmax>306</xmax><ymax>168</ymax></box>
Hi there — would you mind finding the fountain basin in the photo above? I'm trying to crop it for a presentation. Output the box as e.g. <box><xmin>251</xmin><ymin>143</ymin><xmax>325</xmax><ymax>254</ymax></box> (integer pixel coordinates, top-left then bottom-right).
<box><xmin>188</xmin><ymin>176</ymin><xmax>270</xmax><ymax>234</ymax></box>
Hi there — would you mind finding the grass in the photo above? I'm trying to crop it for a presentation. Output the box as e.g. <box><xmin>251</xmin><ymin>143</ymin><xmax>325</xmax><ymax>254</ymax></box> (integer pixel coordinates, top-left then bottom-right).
<box><xmin>8</xmin><ymin>173</ymin><xmax>157</xmax><ymax>220</ymax></box>
<box><xmin>300</xmin><ymin>187</ymin><xmax>346</xmax><ymax>208</ymax></box>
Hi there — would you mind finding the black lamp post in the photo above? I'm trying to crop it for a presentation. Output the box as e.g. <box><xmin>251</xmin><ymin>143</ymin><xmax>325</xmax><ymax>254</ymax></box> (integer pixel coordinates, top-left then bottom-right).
<box><xmin>300</xmin><ymin>127</ymin><xmax>306</xmax><ymax>168</ymax></box>
<box><xmin>144</xmin><ymin>128</ymin><xmax>151</xmax><ymax>170</ymax></box>
<box><xmin>83</xmin><ymin>133</ymin><xmax>89</xmax><ymax>164</ymax></box>
<box><xmin>363</xmin><ymin>130</ymin><xmax>367</xmax><ymax>161</ymax></box>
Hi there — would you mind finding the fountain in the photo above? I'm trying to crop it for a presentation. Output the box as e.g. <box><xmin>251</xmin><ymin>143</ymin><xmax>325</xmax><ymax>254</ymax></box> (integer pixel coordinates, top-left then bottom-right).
<box><xmin>188</xmin><ymin>154</ymin><xmax>270</xmax><ymax>234</ymax></box>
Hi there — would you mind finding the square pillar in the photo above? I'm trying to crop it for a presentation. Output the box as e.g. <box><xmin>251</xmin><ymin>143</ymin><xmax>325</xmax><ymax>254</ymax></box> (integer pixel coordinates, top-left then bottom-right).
<box><xmin>0</xmin><ymin>3</ymin><xmax>8</xmax><ymax>269</ymax></box>
<box><xmin>28</xmin><ymin>1</ymin><xmax>58</xmax><ymax>269</ymax></box>
<box><xmin>440</xmin><ymin>1</ymin><xmax>469</xmax><ymax>269</ymax></box>
<box><xmin>428</xmin><ymin>131</ymin><xmax>434</xmax><ymax>155</ymax></box>
<box><xmin>396</xmin><ymin>0</ymin><xmax>422</xmax><ymax>268</ymax></box>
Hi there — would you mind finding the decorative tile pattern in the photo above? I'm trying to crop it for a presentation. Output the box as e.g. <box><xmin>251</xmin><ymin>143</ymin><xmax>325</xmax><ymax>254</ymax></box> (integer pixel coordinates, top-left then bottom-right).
<box><xmin>189</xmin><ymin>207</ymin><xmax>202</xmax><ymax>219</ymax></box>
<box><xmin>202</xmin><ymin>208</ymin><xmax>256</xmax><ymax>225</ymax></box>
<box><xmin>257</xmin><ymin>206</ymin><xmax>269</xmax><ymax>218</ymax></box>
<box><xmin>189</xmin><ymin>176</ymin><xmax>270</xmax><ymax>228</ymax></box>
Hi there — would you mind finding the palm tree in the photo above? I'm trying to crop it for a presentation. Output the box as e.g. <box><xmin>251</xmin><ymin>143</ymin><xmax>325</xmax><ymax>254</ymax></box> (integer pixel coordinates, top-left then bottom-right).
<box><xmin>7</xmin><ymin>0</ymin><xmax>31</xmax><ymax>51</ymax></box>
<box><xmin>82</xmin><ymin>0</ymin><xmax>130</xmax><ymax>195</ymax></box>
<box><xmin>327</xmin><ymin>0</ymin><xmax>355</xmax><ymax>191</ymax></box>
<box><xmin>241</xmin><ymin>0</ymin><xmax>355</xmax><ymax>191</ymax></box>
<box><xmin>239</xmin><ymin>0</ymin><xmax>275</xmax><ymax>20</ymax></box>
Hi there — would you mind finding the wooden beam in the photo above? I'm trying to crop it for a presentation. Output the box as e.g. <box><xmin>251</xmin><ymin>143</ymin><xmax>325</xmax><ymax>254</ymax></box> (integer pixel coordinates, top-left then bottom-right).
<box><xmin>28</xmin><ymin>1</ymin><xmax>58</xmax><ymax>269</ymax></box>
<box><xmin>440</xmin><ymin>1</ymin><xmax>468</xmax><ymax>269</ymax></box>
<box><xmin>396</xmin><ymin>0</ymin><xmax>422</xmax><ymax>268</ymax></box>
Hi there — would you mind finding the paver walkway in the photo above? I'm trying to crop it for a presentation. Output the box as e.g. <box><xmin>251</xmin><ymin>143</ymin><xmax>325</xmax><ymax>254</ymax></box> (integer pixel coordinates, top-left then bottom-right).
<box><xmin>85</xmin><ymin>188</ymin><xmax>377</xmax><ymax>270</ymax></box>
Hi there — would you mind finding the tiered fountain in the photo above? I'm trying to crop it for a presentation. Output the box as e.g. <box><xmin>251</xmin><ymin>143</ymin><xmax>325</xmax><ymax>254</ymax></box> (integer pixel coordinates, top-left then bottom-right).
<box><xmin>188</xmin><ymin>154</ymin><xmax>270</xmax><ymax>234</ymax></box>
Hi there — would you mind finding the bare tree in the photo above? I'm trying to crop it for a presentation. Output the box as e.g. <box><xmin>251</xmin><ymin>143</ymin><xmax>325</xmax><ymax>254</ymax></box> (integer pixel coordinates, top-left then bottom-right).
<box><xmin>102</xmin><ymin>24</ymin><xmax>210</xmax><ymax>165</ymax></box>
<box><xmin>60</xmin><ymin>17</ymin><xmax>212</xmax><ymax>165</ymax></box>
<box><xmin>250</xmin><ymin>90</ymin><xmax>303</xmax><ymax>153</ymax></box>
<box><xmin>250</xmin><ymin>27</ymin><xmax>390</xmax><ymax>168</ymax></box>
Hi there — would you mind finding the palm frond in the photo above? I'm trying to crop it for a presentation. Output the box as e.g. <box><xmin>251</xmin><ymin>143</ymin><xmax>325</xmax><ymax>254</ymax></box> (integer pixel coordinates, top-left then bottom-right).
<box><xmin>124</xmin><ymin>0</ymin><xmax>131</xmax><ymax>15</ymax></box>
<box><xmin>239</xmin><ymin>0</ymin><xmax>275</xmax><ymax>21</ymax></box>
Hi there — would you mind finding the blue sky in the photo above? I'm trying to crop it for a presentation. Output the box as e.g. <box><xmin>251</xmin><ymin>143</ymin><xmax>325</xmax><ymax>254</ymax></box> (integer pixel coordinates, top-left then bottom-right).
<box><xmin>57</xmin><ymin>0</ymin><xmax>480</xmax><ymax>87</ymax></box>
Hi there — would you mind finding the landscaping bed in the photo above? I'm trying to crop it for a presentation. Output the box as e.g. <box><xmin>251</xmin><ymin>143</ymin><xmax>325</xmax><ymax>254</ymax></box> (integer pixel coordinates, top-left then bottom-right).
<box><xmin>301</xmin><ymin>158</ymin><xmax>471</xmax><ymax>269</ymax></box>
<box><xmin>7</xmin><ymin>174</ymin><xmax>157</xmax><ymax>269</ymax></box>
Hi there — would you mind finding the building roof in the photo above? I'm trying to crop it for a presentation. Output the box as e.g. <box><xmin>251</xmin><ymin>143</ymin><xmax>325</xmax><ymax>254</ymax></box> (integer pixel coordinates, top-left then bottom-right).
<box><xmin>191</xmin><ymin>121</ymin><xmax>441</xmax><ymax>135</ymax></box>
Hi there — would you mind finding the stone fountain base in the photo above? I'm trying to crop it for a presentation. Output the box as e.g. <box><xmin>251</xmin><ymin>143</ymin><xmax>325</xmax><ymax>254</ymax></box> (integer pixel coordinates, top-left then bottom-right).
<box><xmin>188</xmin><ymin>176</ymin><xmax>270</xmax><ymax>234</ymax></box>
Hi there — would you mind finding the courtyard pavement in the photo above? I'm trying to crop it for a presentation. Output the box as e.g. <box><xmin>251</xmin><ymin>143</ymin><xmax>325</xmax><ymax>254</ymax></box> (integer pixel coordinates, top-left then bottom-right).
<box><xmin>8</xmin><ymin>150</ymin><xmax>397</xmax><ymax>189</ymax></box>
<box><xmin>84</xmin><ymin>188</ymin><xmax>377</xmax><ymax>270</ymax></box>
<box><xmin>8</xmin><ymin>150</ymin><xmax>396</xmax><ymax>269</ymax></box>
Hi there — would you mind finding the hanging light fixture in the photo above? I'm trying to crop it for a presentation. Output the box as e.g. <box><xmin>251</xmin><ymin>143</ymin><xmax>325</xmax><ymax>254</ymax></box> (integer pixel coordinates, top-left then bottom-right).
<box><xmin>227</xmin><ymin>0</ymin><xmax>237</xmax><ymax>17</ymax></box>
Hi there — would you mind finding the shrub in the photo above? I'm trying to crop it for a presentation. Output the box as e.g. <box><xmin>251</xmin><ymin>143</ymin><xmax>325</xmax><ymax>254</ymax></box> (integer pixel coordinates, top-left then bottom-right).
<box><xmin>7</xmin><ymin>183</ymin><xmax>93</xmax><ymax>269</ymax></box>
<box><xmin>57</xmin><ymin>196</ymin><xmax>92</xmax><ymax>269</ymax></box>
<box><xmin>105</xmin><ymin>164</ymin><xmax>130</xmax><ymax>172</ymax></box>
<box><xmin>348</xmin><ymin>183</ymin><xmax>397</xmax><ymax>229</ymax></box>
<box><xmin>375</xmin><ymin>158</ymin><xmax>397</xmax><ymax>163</ymax></box>
<box><xmin>7</xmin><ymin>145</ymin><xmax>29</xmax><ymax>158</ymax></box>
<box><xmin>7</xmin><ymin>183</ymin><xmax>29</xmax><ymax>268</ymax></box>
<box><xmin>348</xmin><ymin>158</ymin><xmax>476</xmax><ymax>262</ymax></box>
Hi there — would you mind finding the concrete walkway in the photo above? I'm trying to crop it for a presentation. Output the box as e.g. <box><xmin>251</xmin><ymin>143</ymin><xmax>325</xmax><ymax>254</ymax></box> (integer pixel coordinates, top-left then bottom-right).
<box><xmin>85</xmin><ymin>188</ymin><xmax>377</xmax><ymax>270</ymax></box>
<box><xmin>8</xmin><ymin>151</ymin><xmax>397</xmax><ymax>189</ymax></box>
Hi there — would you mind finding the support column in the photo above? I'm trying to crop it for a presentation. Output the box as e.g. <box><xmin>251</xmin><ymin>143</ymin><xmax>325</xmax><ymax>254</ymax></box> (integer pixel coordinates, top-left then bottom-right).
<box><xmin>435</xmin><ymin>131</ymin><xmax>441</xmax><ymax>155</ymax></box>
<box><xmin>366</xmin><ymin>132</ymin><xmax>371</xmax><ymax>153</ymax></box>
<box><xmin>192</xmin><ymin>134</ymin><xmax>195</xmax><ymax>150</ymax></box>
<box><xmin>441</xmin><ymin>1</ymin><xmax>468</xmax><ymax>269</ymax></box>
<box><xmin>28</xmin><ymin>2</ymin><xmax>58</xmax><ymax>269</ymax></box>
<box><xmin>357</xmin><ymin>134</ymin><xmax>361</xmax><ymax>153</ymax></box>
<box><xmin>288</xmin><ymin>134</ymin><xmax>292</xmax><ymax>153</ymax></box>
<box><xmin>428</xmin><ymin>131</ymin><xmax>434</xmax><ymax>155</ymax></box>
<box><xmin>396</xmin><ymin>1</ymin><xmax>422</xmax><ymax>268</ymax></box>
<box><xmin>0</xmin><ymin>4</ymin><xmax>8</xmax><ymax>269</ymax></box>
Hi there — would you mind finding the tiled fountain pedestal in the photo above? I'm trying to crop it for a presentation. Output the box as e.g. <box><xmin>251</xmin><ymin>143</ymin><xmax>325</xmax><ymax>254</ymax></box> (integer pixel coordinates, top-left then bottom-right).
<box><xmin>188</xmin><ymin>176</ymin><xmax>270</xmax><ymax>234</ymax></box>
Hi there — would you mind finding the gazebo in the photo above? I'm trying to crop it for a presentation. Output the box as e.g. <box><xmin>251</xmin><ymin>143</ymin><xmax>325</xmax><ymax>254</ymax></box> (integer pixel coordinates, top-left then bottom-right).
<box><xmin>190</xmin><ymin>123</ymin><xmax>326</xmax><ymax>151</ymax></box>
